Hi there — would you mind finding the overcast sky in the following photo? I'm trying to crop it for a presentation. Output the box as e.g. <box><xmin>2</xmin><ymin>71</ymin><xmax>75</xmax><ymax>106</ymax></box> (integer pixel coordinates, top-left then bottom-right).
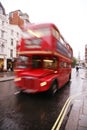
<box><xmin>1</xmin><ymin>0</ymin><xmax>87</xmax><ymax>60</ymax></box>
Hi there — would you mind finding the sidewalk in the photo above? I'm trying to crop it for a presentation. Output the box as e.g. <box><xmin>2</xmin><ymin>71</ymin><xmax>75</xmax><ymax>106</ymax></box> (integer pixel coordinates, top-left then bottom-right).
<box><xmin>65</xmin><ymin>69</ymin><xmax>87</xmax><ymax>130</ymax></box>
<box><xmin>0</xmin><ymin>71</ymin><xmax>14</xmax><ymax>82</ymax></box>
<box><xmin>65</xmin><ymin>93</ymin><xmax>87</xmax><ymax>130</ymax></box>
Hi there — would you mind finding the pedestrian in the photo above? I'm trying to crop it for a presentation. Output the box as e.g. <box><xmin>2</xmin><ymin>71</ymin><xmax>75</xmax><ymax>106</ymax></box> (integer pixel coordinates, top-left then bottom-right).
<box><xmin>76</xmin><ymin>66</ymin><xmax>79</xmax><ymax>72</ymax></box>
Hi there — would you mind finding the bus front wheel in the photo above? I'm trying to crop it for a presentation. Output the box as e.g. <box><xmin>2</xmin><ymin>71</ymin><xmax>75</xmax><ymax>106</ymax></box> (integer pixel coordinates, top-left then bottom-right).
<box><xmin>48</xmin><ymin>81</ymin><xmax>58</xmax><ymax>96</ymax></box>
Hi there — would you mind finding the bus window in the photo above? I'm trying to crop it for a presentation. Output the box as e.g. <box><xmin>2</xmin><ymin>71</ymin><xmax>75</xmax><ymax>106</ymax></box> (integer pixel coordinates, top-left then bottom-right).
<box><xmin>32</xmin><ymin>56</ymin><xmax>42</xmax><ymax>68</ymax></box>
<box><xmin>43</xmin><ymin>59</ymin><xmax>53</xmax><ymax>69</ymax></box>
<box><xmin>60</xmin><ymin>62</ymin><xmax>64</xmax><ymax>68</ymax></box>
<box><xmin>53</xmin><ymin>58</ymin><xmax>58</xmax><ymax>69</ymax></box>
<box><xmin>52</xmin><ymin>28</ymin><xmax>60</xmax><ymax>39</ymax></box>
<box><xmin>26</xmin><ymin>28</ymin><xmax>51</xmax><ymax>38</ymax></box>
<box><xmin>43</xmin><ymin>57</ymin><xmax>58</xmax><ymax>69</ymax></box>
<box><xmin>16</xmin><ymin>56</ymin><xmax>29</xmax><ymax>68</ymax></box>
<box><xmin>64</xmin><ymin>62</ymin><xmax>67</xmax><ymax>68</ymax></box>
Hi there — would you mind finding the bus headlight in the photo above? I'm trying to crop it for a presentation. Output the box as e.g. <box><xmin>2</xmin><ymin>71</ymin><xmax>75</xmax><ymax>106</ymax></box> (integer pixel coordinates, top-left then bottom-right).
<box><xmin>14</xmin><ymin>77</ymin><xmax>21</xmax><ymax>82</ymax></box>
<box><xmin>40</xmin><ymin>81</ymin><xmax>47</xmax><ymax>87</ymax></box>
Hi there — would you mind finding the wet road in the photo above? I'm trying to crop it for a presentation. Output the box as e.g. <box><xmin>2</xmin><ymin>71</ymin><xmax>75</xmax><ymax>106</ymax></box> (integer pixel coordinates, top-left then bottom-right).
<box><xmin>0</xmin><ymin>68</ymin><xmax>85</xmax><ymax>130</ymax></box>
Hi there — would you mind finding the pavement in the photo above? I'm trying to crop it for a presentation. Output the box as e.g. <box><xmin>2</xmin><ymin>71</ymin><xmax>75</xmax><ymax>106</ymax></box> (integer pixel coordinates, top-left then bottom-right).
<box><xmin>65</xmin><ymin>79</ymin><xmax>87</xmax><ymax>130</ymax></box>
<box><xmin>0</xmin><ymin>70</ymin><xmax>87</xmax><ymax>130</ymax></box>
<box><xmin>65</xmin><ymin>94</ymin><xmax>87</xmax><ymax>130</ymax></box>
<box><xmin>65</xmin><ymin>68</ymin><xmax>87</xmax><ymax>130</ymax></box>
<box><xmin>0</xmin><ymin>71</ymin><xmax>14</xmax><ymax>82</ymax></box>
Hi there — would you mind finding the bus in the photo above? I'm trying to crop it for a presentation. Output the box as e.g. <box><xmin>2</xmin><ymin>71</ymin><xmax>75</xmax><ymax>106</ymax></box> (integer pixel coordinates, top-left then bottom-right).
<box><xmin>14</xmin><ymin>23</ymin><xmax>73</xmax><ymax>95</ymax></box>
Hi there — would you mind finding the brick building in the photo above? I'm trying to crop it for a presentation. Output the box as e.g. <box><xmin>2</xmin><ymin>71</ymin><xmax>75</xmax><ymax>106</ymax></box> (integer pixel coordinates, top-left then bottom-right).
<box><xmin>9</xmin><ymin>10</ymin><xmax>30</xmax><ymax>29</ymax></box>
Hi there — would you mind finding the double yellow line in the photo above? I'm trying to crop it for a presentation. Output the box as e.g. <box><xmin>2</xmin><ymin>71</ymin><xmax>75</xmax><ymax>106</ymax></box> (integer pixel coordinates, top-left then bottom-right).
<box><xmin>51</xmin><ymin>90</ymin><xmax>87</xmax><ymax>130</ymax></box>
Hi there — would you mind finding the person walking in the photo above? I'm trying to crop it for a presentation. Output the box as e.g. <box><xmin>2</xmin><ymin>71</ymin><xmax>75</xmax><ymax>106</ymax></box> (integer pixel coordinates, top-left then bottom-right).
<box><xmin>76</xmin><ymin>66</ymin><xmax>79</xmax><ymax>72</ymax></box>
<box><xmin>76</xmin><ymin>66</ymin><xmax>79</xmax><ymax>76</ymax></box>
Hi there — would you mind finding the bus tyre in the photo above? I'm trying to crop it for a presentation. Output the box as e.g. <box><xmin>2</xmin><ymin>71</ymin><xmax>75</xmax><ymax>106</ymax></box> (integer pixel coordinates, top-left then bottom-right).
<box><xmin>48</xmin><ymin>81</ymin><xmax>58</xmax><ymax>96</ymax></box>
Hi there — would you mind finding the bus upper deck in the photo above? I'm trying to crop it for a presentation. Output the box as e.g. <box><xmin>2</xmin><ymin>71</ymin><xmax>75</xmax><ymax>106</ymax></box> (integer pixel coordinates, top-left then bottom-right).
<box><xmin>17</xmin><ymin>23</ymin><xmax>73</xmax><ymax>60</ymax></box>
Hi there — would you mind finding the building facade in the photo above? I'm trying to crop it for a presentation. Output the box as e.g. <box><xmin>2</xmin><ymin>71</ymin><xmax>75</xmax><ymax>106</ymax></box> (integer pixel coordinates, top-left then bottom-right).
<box><xmin>6</xmin><ymin>24</ymin><xmax>22</xmax><ymax>71</ymax></box>
<box><xmin>0</xmin><ymin>2</ymin><xmax>7</xmax><ymax>71</ymax></box>
<box><xmin>0</xmin><ymin>2</ymin><xmax>22</xmax><ymax>71</ymax></box>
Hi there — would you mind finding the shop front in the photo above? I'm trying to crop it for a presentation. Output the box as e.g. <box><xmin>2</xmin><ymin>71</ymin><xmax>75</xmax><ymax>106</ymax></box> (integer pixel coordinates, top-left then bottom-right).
<box><xmin>0</xmin><ymin>58</ymin><xmax>4</xmax><ymax>72</ymax></box>
<box><xmin>7</xmin><ymin>58</ymin><xmax>15</xmax><ymax>71</ymax></box>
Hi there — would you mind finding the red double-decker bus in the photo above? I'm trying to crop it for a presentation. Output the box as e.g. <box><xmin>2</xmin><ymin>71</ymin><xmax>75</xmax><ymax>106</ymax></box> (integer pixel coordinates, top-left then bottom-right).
<box><xmin>14</xmin><ymin>23</ymin><xmax>73</xmax><ymax>95</ymax></box>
